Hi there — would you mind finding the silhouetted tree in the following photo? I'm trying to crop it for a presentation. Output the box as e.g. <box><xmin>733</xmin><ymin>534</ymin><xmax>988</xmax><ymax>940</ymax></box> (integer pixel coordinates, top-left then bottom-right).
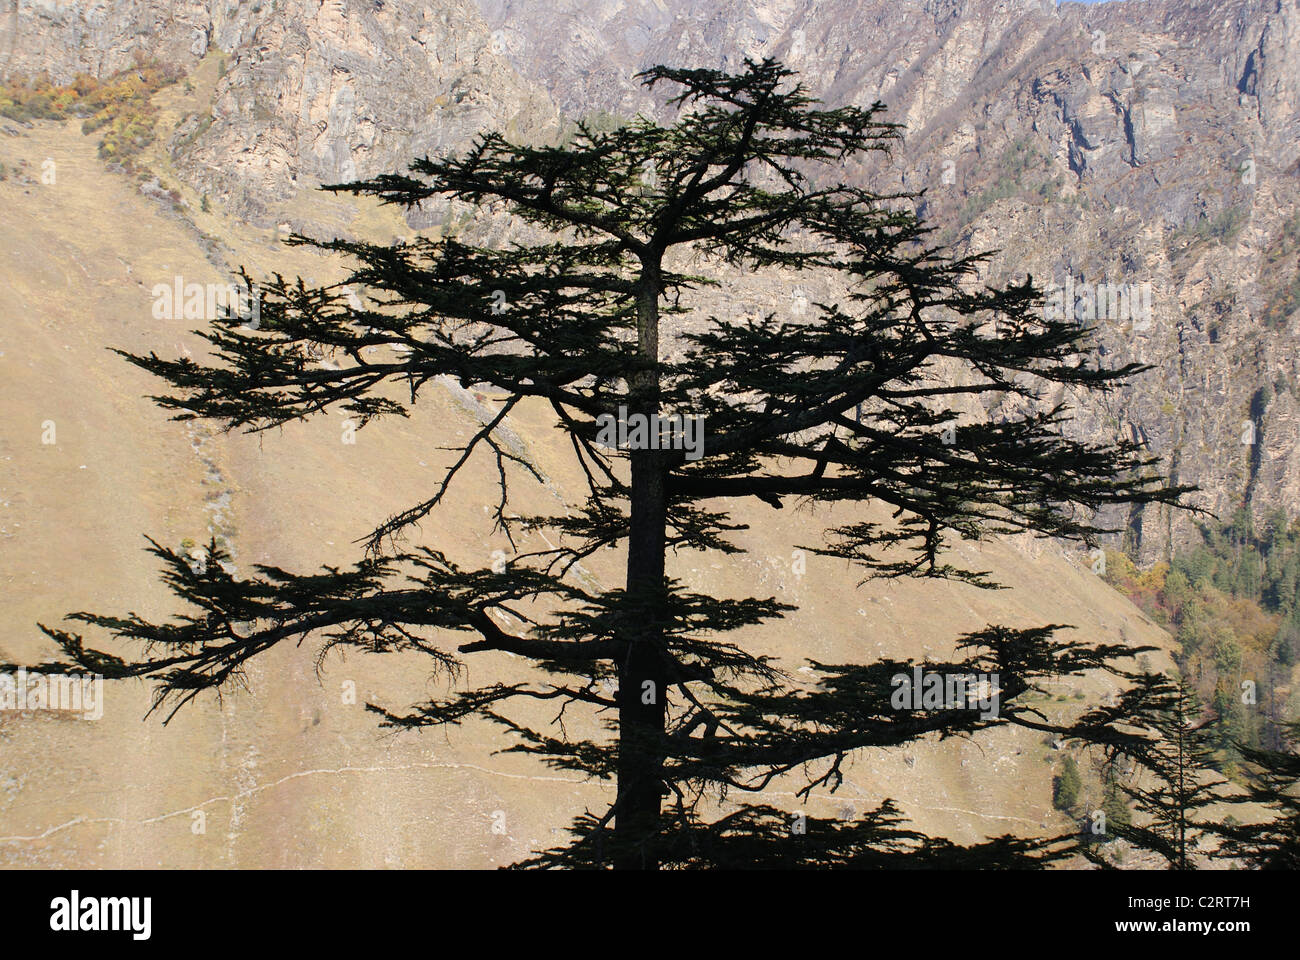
<box><xmin>1083</xmin><ymin>677</ymin><xmax>1226</xmax><ymax>869</ymax></box>
<box><xmin>1218</xmin><ymin>720</ymin><xmax>1300</xmax><ymax>868</ymax></box>
<box><xmin>14</xmin><ymin>59</ymin><xmax>1193</xmax><ymax>869</ymax></box>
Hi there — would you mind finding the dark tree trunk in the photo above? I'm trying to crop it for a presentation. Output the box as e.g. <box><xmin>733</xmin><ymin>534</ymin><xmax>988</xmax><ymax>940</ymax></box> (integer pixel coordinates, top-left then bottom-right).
<box><xmin>614</xmin><ymin>263</ymin><xmax>667</xmax><ymax>869</ymax></box>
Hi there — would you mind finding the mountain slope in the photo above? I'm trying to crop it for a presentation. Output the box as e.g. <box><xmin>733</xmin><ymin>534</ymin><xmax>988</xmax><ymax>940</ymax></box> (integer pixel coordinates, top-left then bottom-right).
<box><xmin>0</xmin><ymin>114</ymin><xmax>1176</xmax><ymax>867</ymax></box>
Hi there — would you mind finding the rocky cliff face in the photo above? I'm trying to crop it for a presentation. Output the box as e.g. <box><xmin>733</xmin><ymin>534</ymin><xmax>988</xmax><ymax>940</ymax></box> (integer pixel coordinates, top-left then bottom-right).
<box><xmin>2</xmin><ymin>1</ymin><xmax>557</xmax><ymax>227</ymax></box>
<box><xmin>4</xmin><ymin>0</ymin><xmax>1297</xmax><ymax>557</ymax></box>
<box><xmin>0</xmin><ymin>0</ymin><xmax>217</xmax><ymax>81</ymax></box>
<box><xmin>172</xmin><ymin>0</ymin><xmax>556</xmax><ymax>226</ymax></box>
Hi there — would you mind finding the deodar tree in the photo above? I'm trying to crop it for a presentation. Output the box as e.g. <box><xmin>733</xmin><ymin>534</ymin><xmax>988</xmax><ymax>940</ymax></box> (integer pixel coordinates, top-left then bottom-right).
<box><xmin>19</xmin><ymin>60</ymin><xmax>1194</xmax><ymax>869</ymax></box>
<box><xmin>1082</xmin><ymin>678</ymin><xmax>1227</xmax><ymax>869</ymax></box>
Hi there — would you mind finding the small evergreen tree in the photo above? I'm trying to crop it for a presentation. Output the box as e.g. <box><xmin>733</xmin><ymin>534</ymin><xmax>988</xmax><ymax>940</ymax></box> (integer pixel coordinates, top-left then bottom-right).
<box><xmin>1053</xmin><ymin>754</ymin><xmax>1081</xmax><ymax>812</ymax></box>
<box><xmin>1096</xmin><ymin>677</ymin><xmax>1226</xmax><ymax>869</ymax></box>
